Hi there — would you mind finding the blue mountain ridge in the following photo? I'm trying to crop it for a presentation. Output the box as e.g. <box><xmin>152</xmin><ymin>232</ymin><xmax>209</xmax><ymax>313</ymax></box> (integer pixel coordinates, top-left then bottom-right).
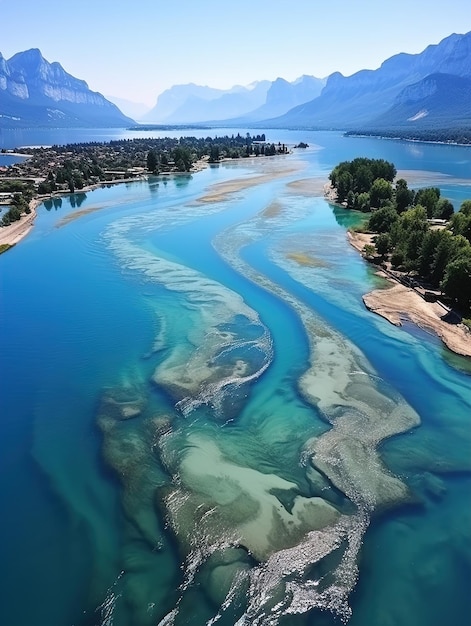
<box><xmin>0</xmin><ymin>48</ymin><xmax>134</xmax><ymax>128</ymax></box>
<box><xmin>141</xmin><ymin>76</ymin><xmax>326</xmax><ymax>124</ymax></box>
<box><xmin>366</xmin><ymin>73</ymin><xmax>471</xmax><ymax>130</ymax></box>
<box><xmin>260</xmin><ymin>31</ymin><xmax>471</xmax><ymax>130</ymax></box>
<box><xmin>2</xmin><ymin>32</ymin><xmax>470</xmax><ymax>131</ymax></box>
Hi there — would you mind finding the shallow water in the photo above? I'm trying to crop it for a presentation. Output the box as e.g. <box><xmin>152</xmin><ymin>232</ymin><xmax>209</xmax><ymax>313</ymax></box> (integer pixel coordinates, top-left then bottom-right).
<box><xmin>0</xmin><ymin>131</ymin><xmax>470</xmax><ymax>626</ymax></box>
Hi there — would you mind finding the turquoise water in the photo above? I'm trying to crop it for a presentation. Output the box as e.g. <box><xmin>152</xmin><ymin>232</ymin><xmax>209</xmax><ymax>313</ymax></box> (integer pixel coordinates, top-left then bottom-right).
<box><xmin>0</xmin><ymin>131</ymin><xmax>470</xmax><ymax>626</ymax></box>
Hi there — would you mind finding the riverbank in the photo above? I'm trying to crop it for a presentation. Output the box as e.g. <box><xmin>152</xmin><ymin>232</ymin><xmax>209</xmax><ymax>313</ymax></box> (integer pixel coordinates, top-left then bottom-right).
<box><xmin>0</xmin><ymin>176</ymin><xmax>152</xmax><ymax>248</ymax></box>
<box><xmin>347</xmin><ymin>230</ymin><xmax>471</xmax><ymax>358</ymax></box>
<box><xmin>0</xmin><ymin>148</ymin><xmax>291</xmax><ymax>248</ymax></box>
<box><xmin>0</xmin><ymin>159</ymin><xmax>214</xmax><ymax>248</ymax></box>
<box><xmin>0</xmin><ymin>198</ymin><xmax>41</xmax><ymax>248</ymax></box>
<box><xmin>3</xmin><ymin>163</ymin><xmax>471</xmax><ymax>359</ymax></box>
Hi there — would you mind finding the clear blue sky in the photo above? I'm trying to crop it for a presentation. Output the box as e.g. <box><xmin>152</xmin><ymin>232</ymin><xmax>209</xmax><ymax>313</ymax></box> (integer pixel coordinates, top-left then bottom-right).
<box><xmin>1</xmin><ymin>0</ymin><xmax>470</xmax><ymax>106</ymax></box>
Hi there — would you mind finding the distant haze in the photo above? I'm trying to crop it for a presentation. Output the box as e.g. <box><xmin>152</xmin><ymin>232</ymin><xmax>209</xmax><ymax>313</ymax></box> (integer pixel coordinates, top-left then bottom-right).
<box><xmin>1</xmin><ymin>0</ymin><xmax>471</xmax><ymax>108</ymax></box>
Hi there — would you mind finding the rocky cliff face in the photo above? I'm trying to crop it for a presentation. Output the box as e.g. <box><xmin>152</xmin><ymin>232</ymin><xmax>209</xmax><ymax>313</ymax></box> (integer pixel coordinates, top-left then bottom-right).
<box><xmin>394</xmin><ymin>74</ymin><xmax>441</xmax><ymax>104</ymax></box>
<box><xmin>0</xmin><ymin>52</ymin><xmax>29</xmax><ymax>98</ymax></box>
<box><xmin>267</xmin><ymin>31</ymin><xmax>471</xmax><ymax>129</ymax></box>
<box><xmin>0</xmin><ymin>49</ymin><xmax>133</xmax><ymax>127</ymax></box>
<box><xmin>369</xmin><ymin>73</ymin><xmax>471</xmax><ymax>129</ymax></box>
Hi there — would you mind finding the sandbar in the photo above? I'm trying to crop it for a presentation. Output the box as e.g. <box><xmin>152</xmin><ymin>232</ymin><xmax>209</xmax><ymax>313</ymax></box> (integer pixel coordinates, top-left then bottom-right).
<box><xmin>195</xmin><ymin>159</ymin><xmax>304</xmax><ymax>204</ymax></box>
<box><xmin>286</xmin><ymin>252</ymin><xmax>329</xmax><ymax>268</ymax></box>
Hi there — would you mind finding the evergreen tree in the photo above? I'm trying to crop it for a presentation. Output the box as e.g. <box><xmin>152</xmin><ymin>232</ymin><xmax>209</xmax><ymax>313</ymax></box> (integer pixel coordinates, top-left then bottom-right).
<box><xmin>146</xmin><ymin>150</ymin><xmax>158</xmax><ymax>172</ymax></box>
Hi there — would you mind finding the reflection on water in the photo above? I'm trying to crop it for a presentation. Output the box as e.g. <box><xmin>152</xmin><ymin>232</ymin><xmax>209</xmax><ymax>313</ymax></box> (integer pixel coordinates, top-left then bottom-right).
<box><xmin>0</xmin><ymin>133</ymin><xmax>470</xmax><ymax>626</ymax></box>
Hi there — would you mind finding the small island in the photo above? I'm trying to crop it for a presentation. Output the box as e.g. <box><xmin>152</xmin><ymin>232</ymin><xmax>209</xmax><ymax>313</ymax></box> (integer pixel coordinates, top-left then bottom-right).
<box><xmin>327</xmin><ymin>157</ymin><xmax>471</xmax><ymax>357</ymax></box>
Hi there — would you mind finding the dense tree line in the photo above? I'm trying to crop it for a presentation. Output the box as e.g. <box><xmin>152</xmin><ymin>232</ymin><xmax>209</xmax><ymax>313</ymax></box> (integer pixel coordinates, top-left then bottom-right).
<box><xmin>144</xmin><ymin>134</ymin><xmax>286</xmax><ymax>169</ymax></box>
<box><xmin>1</xmin><ymin>133</ymin><xmax>288</xmax><ymax>228</ymax></box>
<box><xmin>330</xmin><ymin>157</ymin><xmax>454</xmax><ymax>219</ymax></box>
<box><xmin>367</xmin><ymin>201</ymin><xmax>471</xmax><ymax>311</ymax></box>
<box><xmin>329</xmin><ymin>158</ymin><xmax>471</xmax><ymax>313</ymax></box>
<box><xmin>329</xmin><ymin>157</ymin><xmax>397</xmax><ymax>209</ymax></box>
<box><xmin>345</xmin><ymin>129</ymin><xmax>471</xmax><ymax>145</ymax></box>
<box><xmin>5</xmin><ymin>134</ymin><xmax>276</xmax><ymax>183</ymax></box>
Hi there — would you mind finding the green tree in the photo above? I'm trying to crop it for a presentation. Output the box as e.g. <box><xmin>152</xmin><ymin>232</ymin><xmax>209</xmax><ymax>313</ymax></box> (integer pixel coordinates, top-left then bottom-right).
<box><xmin>369</xmin><ymin>178</ymin><xmax>393</xmax><ymax>208</ymax></box>
<box><xmin>47</xmin><ymin>171</ymin><xmax>57</xmax><ymax>191</ymax></box>
<box><xmin>353</xmin><ymin>165</ymin><xmax>373</xmax><ymax>194</ymax></box>
<box><xmin>56</xmin><ymin>168</ymin><xmax>67</xmax><ymax>184</ymax></box>
<box><xmin>395</xmin><ymin>179</ymin><xmax>415</xmax><ymax>213</ymax></box>
<box><xmin>362</xmin><ymin>244</ymin><xmax>376</xmax><ymax>258</ymax></box>
<box><xmin>435</xmin><ymin>198</ymin><xmax>454</xmax><ymax>220</ymax></box>
<box><xmin>405</xmin><ymin>229</ymin><xmax>427</xmax><ymax>270</ymax></box>
<box><xmin>415</xmin><ymin>187</ymin><xmax>440</xmax><ymax>218</ymax></box>
<box><xmin>173</xmin><ymin>147</ymin><xmax>192</xmax><ymax>172</ymax></box>
<box><xmin>336</xmin><ymin>171</ymin><xmax>353</xmax><ymax>202</ymax></box>
<box><xmin>355</xmin><ymin>192</ymin><xmax>370</xmax><ymax>212</ymax></box>
<box><xmin>346</xmin><ymin>190</ymin><xmax>356</xmax><ymax>209</ymax></box>
<box><xmin>73</xmin><ymin>173</ymin><xmax>84</xmax><ymax>190</ymax></box>
<box><xmin>38</xmin><ymin>181</ymin><xmax>53</xmax><ymax>194</ymax></box>
<box><xmin>209</xmin><ymin>145</ymin><xmax>220</xmax><ymax>163</ymax></box>
<box><xmin>391</xmin><ymin>250</ymin><xmax>405</xmax><ymax>268</ymax></box>
<box><xmin>431</xmin><ymin>232</ymin><xmax>470</xmax><ymax>285</ymax></box>
<box><xmin>386</xmin><ymin>206</ymin><xmax>428</xmax><ymax>271</ymax></box>
<box><xmin>418</xmin><ymin>229</ymin><xmax>445</xmax><ymax>278</ymax></box>
<box><xmin>375</xmin><ymin>232</ymin><xmax>390</xmax><ymax>257</ymax></box>
<box><xmin>371</xmin><ymin>158</ymin><xmax>396</xmax><ymax>182</ymax></box>
<box><xmin>459</xmin><ymin>200</ymin><xmax>471</xmax><ymax>216</ymax></box>
<box><xmin>440</xmin><ymin>250</ymin><xmax>471</xmax><ymax>310</ymax></box>
<box><xmin>367</xmin><ymin>206</ymin><xmax>398</xmax><ymax>233</ymax></box>
<box><xmin>450</xmin><ymin>211</ymin><xmax>471</xmax><ymax>243</ymax></box>
<box><xmin>11</xmin><ymin>193</ymin><xmax>27</xmax><ymax>211</ymax></box>
<box><xmin>147</xmin><ymin>150</ymin><xmax>158</xmax><ymax>172</ymax></box>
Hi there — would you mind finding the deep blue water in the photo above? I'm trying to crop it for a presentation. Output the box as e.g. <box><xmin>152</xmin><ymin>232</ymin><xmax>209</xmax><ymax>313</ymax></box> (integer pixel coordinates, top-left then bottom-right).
<box><xmin>0</xmin><ymin>130</ymin><xmax>470</xmax><ymax>626</ymax></box>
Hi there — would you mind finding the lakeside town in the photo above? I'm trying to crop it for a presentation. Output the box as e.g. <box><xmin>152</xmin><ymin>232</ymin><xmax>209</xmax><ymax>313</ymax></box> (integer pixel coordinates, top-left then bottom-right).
<box><xmin>0</xmin><ymin>133</ymin><xmax>292</xmax><ymax>246</ymax></box>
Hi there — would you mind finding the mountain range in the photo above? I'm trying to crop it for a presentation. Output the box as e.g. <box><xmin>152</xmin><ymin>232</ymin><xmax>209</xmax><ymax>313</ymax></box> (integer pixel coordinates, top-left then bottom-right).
<box><xmin>0</xmin><ymin>49</ymin><xmax>134</xmax><ymax>128</ymax></box>
<box><xmin>142</xmin><ymin>75</ymin><xmax>326</xmax><ymax>124</ymax></box>
<box><xmin>264</xmin><ymin>31</ymin><xmax>471</xmax><ymax>131</ymax></box>
<box><xmin>1</xmin><ymin>32</ymin><xmax>470</xmax><ymax>132</ymax></box>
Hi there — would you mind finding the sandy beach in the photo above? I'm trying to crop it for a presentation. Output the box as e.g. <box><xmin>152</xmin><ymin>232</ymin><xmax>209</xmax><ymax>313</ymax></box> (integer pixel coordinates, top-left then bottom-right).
<box><xmin>0</xmin><ymin>152</ymin><xmax>217</xmax><ymax>248</ymax></box>
<box><xmin>0</xmin><ymin>173</ymin><xmax>153</xmax><ymax>248</ymax></box>
<box><xmin>347</xmin><ymin>231</ymin><xmax>471</xmax><ymax>357</ymax></box>
<box><xmin>0</xmin><ymin>198</ymin><xmax>41</xmax><ymax>247</ymax></box>
<box><xmin>363</xmin><ymin>282</ymin><xmax>471</xmax><ymax>357</ymax></box>
<box><xmin>347</xmin><ymin>230</ymin><xmax>374</xmax><ymax>253</ymax></box>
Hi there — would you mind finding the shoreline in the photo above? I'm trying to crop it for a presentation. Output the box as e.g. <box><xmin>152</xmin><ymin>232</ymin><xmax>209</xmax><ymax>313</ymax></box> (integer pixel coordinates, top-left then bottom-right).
<box><xmin>0</xmin><ymin>160</ymin><xmax>212</xmax><ymax>248</ymax></box>
<box><xmin>0</xmin><ymin>153</ymin><xmax>287</xmax><ymax>248</ymax></box>
<box><xmin>0</xmin><ymin>198</ymin><xmax>41</xmax><ymax>248</ymax></box>
<box><xmin>2</xmin><ymin>165</ymin><xmax>470</xmax><ymax>359</ymax></box>
<box><xmin>345</xmin><ymin>132</ymin><xmax>471</xmax><ymax>147</ymax></box>
<box><xmin>0</xmin><ymin>177</ymin><xmax>149</xmax><ymax>249</ymax></box>
<box><xmin>347</xmin><ymin>230</ymin><xmax>471</xmax><ymax>358</ymax></box>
